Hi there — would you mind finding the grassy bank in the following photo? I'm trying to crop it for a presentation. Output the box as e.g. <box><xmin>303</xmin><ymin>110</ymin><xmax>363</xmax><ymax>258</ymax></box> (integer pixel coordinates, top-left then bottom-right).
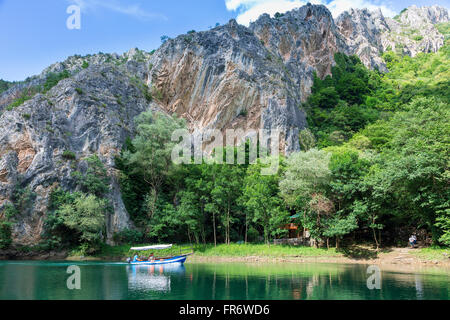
<box><xmin>90</xmin><ymin>243</ymin><xmax>341</xmax><ymax>260</ymax></box>
<box><xmin>193</xmin><ymin>244</ymin><xmax>340</xmax><ymax>258</ymax></box>
<box><xmin>81</xmin><ymin>243</ymin><xmax>450</xmax><ymax>262</ymax></box>
<box><xmin>409</xmin><ymin>247</ymin><xmax>450</xmax><ymax>261</ymax></box>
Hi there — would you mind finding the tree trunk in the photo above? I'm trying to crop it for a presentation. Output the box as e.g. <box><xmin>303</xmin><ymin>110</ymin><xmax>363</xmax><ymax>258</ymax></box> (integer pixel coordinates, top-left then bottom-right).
<box><xmin>372</xmin><ymin>228</ymin><xmax>379</xmax><ymax>250</ymax></box>
<box><xmin>226</xmin><ymin>210</ymin><xmax>229</xmax><ymax>245</ymax></box>
<box><xmin>336</xmin><ymin>237</ymin><xmax>339</xmax><ymax>249</ymax></box>
<box><xmin>201</xmin><ymin>205</ymin><xmax>206</xmax><ymax>244</ymax></box>
<box><xmin>378</xmin><ymin>229</ymin><xmax>382</xmax><ymax>248</ymax></box>
<box><xmin>327</xmin><ymin>238</ymin><xmax>329</xmax><ymax>250</ymax></box>
<box><xmin>147</xmin><ymin>188</ymin><xmax>158</xmax><ymax>219</ymax></box>
<box><xmin>227</xmin><ymin>201</ymin><xmax>231</xmax><ymax>245</ymax></box>
<box><xmin>245</xmin><ymin>215</ymin><xmax>248</xmax><ymax>244</ymax></box>
<box><xmin>213</xmin><ymin>212</ymin><xmax>217</xmax><ymax>247</ymax></box>
<box><xmin>187</xmin><ymin>226</ymin><xmax>192</xmax><ymax>244</ymax></box>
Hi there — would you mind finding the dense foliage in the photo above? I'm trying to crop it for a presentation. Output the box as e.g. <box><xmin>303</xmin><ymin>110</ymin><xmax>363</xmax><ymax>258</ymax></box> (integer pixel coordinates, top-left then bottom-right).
<box><xmin>114</xmin><ymin>42</ymin><xmax>449</xmax><ymax>248</ymax></box>
<box><xmin>43</xmin><ymin>155</ymin><xmax>110</xmax><ymax>253</ymax></box>
<box><xmin>0</xmin><ymin>79</ymin><xmax>14</xmax><ymax>94</ymax></box>
<box><xmin>4</xmin><ymin>27</ymin><xmax>448</xmax><ymax>251</ymax></box>
<box><xmin>303</xmin><ymin>53</ymin><xmax>380</xmax><ymax>148</ymax></box>
<box><xmin>297</xmin><ymin>40</ymin><xmax>449</xmax><ymax>247</ymax></box>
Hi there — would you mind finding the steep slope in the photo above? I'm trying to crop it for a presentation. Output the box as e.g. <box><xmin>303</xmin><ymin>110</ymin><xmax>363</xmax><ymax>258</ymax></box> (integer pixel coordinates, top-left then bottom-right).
<box><xmin>249</xmin><ymin>4</ymin><xmax>347</xmax><ymax>100</ymax></box>
<box><xmin>0</xmin><ymin>4</ymin><xmax>448</xmax><ymax>246</ymax></box>
<box><xmin>336</xmin><ymin>5</ymin><xmax>449</xmax><ymax>71</ymax></box>
<box><xmin>147</xmin><ymin>19</ymin><xmax>307</xmax><ymax>154</ymax></box>
<box><xmin>0</xmin><ymin>59</ymin><xmax>158</xmax><ymax>244</ymax></box>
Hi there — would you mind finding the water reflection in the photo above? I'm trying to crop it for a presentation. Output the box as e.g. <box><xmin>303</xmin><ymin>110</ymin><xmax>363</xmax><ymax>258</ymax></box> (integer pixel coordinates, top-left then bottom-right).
<box><xmin>415</xmin><ymin>274</ymin><xmax>424</xmax><ymax>300</ymax></box>
<box><xmin>127</xmin><ymin>263</ymin><xmax>185</xmax><ymax>294</ymax></box>
<box><xmin>0</xmin><ymin>261</ymin><xmax>447</xmax><ymax>300</ymax></box>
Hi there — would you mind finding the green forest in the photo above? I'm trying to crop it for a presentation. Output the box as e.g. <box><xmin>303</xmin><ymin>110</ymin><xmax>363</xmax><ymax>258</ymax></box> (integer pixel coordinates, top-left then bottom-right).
<box><xmin>1</xmin><ymin>24</ymin><xmax>449</xmax><ymax>255</ymax></box>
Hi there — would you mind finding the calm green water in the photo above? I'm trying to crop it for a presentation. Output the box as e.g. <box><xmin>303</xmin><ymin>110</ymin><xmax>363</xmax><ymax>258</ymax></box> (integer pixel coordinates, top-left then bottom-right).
<box><xmin>0</xmin><ymin>260</ymin><xmax>448</xmax><ymax>300</ymax></box>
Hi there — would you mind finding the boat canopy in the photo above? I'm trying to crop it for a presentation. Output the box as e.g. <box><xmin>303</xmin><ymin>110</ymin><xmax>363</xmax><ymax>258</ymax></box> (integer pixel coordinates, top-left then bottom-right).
<box><xmin>130</xmin><ymin>244</ymin><xmax>173</xmax><ymax>251</ymax></box>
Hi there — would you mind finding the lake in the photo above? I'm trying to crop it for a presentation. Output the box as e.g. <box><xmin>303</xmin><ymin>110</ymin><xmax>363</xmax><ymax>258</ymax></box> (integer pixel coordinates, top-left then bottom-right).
<box><xmin>0</xmin><ymin>261</ymin><xmax>448</xmax><ymax>300</ymax></box>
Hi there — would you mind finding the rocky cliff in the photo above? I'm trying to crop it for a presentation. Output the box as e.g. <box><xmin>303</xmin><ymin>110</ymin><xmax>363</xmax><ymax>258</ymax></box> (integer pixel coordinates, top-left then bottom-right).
<box><xmin>336</xmin><ymin>5</ymin><xmax>449</xmax><ymax>71</ymax></box>
<box><xmin>0</xmin><ymin>4</ymin><xmax>448</xmax><ymax>246</ymax></box>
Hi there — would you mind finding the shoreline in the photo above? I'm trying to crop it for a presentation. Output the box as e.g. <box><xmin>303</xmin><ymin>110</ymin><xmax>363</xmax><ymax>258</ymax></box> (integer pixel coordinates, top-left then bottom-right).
<box><xmin>2</xmin><ymin>248</ymin><xmax>449</xmax><ymax>269</ymax></box>
<box><xmin>188</xmin><ymin>254</ymin><xmax>450</xmax><ymax>269</ymax></box>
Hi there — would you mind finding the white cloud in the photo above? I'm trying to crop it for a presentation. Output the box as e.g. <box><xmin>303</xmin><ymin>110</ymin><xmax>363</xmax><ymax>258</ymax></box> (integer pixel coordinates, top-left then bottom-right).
<box><xmin>225</xmin><ymin>0</ymin><xmax>397</xmax><ymax>26</ymax></box>
<box><xmin>68</xmin><ymin>0</ymin><xmax>167</xmax><ymax>21</ymax></box>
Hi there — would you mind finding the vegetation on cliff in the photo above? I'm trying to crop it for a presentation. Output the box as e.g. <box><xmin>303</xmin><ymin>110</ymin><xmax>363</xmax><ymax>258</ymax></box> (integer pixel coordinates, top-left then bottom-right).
<box><xmin>109</xmin><ymin>43</ymin><xmax>449</xmax><ymax>250</ymax></box>
<box><xmin>1</xmin><ymin>16</ymin><xmax>449</xmax><ymax>255</ymax></box>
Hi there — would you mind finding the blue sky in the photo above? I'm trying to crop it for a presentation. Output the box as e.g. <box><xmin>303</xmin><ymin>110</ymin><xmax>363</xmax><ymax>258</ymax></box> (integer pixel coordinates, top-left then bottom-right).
<box><xmin>0</xmin><ymin>0</ymin><xmax>448</xmax><ymax>81</ymax></box>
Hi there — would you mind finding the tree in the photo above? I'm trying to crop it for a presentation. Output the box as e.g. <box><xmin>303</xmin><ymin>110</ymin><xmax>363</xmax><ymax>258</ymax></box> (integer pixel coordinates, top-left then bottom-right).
<box><xmin>303</xmin><ymin>53</ymin><xmax>379</xmax><ymax>147</ymax></box>
<box><xmin>280</xmin><ymin>149</ymin><xmax>332</xmax><ymax>246</ymax></box>
<box><xmin>72</xmin><ymin>155</ymin><xmax>110</xmax><ymax>197</ymax></box>
<box><xmin>299</xmin><ymin>129</ymin><xmax>316</xmax><ymax>151</ymax></box>
<box><xmin>323</xmin><ymin>212</ymin><xmax>358</xmax><ymax>248</ymax></box>
<box><xmin>241</xmin><ymin>159</ymin><xmax>288</xmax><ymax>244</ymax></box>
<box><xmin>207</xmin><ymin>160</ymin><xmax>246</xmax><ymax>245</ymax></box>
<box><xmin>176</xmin><ymin>191</ymin><xmax>205</xmax><ymax>244</ymax></box>
<box><xmin>161</xmin><ymin>35</ymin><xmax>170</xmax><ymax>44</ymax></box>
<box><xmin>360</xmin><ymin>97</ymin><xmax>449</xmax><ymax>245</ymax></box>
<box><xmin>436</xmin><ymin>209</ymin><xmax>450</xmax><ymax>246</ymax></box>
<box><xmin>0</xmin><ymin>204</ymin><xmax>16</xmax><ymax>249</ymax></box>
<box><xmin>123</xmin><ymin>111</ymin><xmax>185</xmax><ymax>227</ymax></box>
<box><xmin>59</xmin><ymin>194</ymin><xmax>107</xmax><ymax>252</ymax></box>
<box><xmin>280</xmin><ymin>149</ymin><xmax>331</xmax><ymax>209</ymax></box>
<box><xmin>323</xmin><ymin>149</ymin><xmax>370</xmax><ymax>247</ymax></box>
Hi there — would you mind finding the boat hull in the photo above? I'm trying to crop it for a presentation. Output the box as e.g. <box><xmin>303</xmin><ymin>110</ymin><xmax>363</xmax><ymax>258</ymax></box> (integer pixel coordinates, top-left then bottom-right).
<box><xmin>129</xmin><ymin>255</ymin><xmax>187</xmax><ymax>266</ymax></box>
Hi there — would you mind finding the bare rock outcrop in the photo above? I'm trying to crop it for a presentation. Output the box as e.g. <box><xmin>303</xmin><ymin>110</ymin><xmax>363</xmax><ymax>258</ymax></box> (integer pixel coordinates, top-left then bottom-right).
<box><xmin>0</xmin><ymin>62</ymin><xmax>155</xmax><ymax>244</ymax></box>
<box><xmin>336</xmin><ymin>5</ymin><xmax>449</xmax><ymax>70</ymax></box>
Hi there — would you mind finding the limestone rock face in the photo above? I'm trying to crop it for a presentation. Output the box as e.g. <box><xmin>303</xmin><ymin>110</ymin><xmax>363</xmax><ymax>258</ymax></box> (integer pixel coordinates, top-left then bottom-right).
<box><xmin>382</xmin><ymin>6</ymin><xmax>448</xmax><ymax>57</ymax></box>
<box><xmin>336</xmin><ymin>5</ymin><xmax>449</xmax><ymax>70</ymax></box>
<box><xmin>336</xmin><ymin>8</ymin><xmax>390</xmax><ymax>71</ymax></box>
<box><xmin>249</xmin><ymin>4</ymin><xmax>347</xmax><ymax>99</ymax></box>
<box><xmin>147</xmin><ymin>18</ymin><xmax>308</xmax><ymax>155</ymax></box>
<box><xmin>0</xmin><ymin>4</ymin><xmax>448</xmax><ymax>245</ymax></box>
<box><xmin>0</xmin><ymin>62</ymin><xmax>156</xmax><ymax>245</ymax></box>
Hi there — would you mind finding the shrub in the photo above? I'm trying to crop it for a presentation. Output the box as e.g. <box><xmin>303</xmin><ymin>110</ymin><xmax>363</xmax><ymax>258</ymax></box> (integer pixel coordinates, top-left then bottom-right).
<box><xmin>42</xmin><ymin>70</ymin><xmax>71</xmax><ymax>93</ymax></box>
<box><xmin>62</xmin><ymin>150</ymin><xmax>76</xmax><ymax>160</ymax></box>
<box><xmin>0</xmin><ymin>221</ymin><xmax>12</xmax><ymax>249</ymax></box>
<box><xmin>72</xmin><ymin>155</ymin><xmax>110</xmax><ymax>197</ymax></box>
<box><xmin>81</xmin><ymin>61</ymin><xmax>89</xmax><ymax>69</ymax></box>
<box><xmin>0</xmin><ymin>203</ymin><xmax>19</xmax><ymax>249</ymax></box>
<box><xmin>160</xmin><ymin>35</ymin><xmax>170</xmax><ymax>44</ymax></box>
<box><xmin>239</xmin><ymin>108</ymin><xmax>248</xmax><ymax>117</ymax></box>
<box><xmin>59</xmin><ymin>194</ymin><xmax>107</xmax><ymax>253</ymax></box>
<box><xmin>113</xmin><ymin>228</ymin><xmax>144</xmax><ymax>244</ymax></box>
<box><xmin>75</xmin><ymin>88</ymin><xmax>83</xmax><ymax>95</ymax></box>
<box><xmin>7</xmin><ymin>97</ymin><xmax>29</xmax><ymax>111</ymax></box>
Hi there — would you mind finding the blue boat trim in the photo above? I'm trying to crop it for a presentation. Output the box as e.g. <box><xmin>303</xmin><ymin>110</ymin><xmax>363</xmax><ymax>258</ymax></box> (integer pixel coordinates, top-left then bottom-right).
<box><xmin>129</xmin><ymin>255</ymin><xmax>188</xmax><ymax>266</ymax></box>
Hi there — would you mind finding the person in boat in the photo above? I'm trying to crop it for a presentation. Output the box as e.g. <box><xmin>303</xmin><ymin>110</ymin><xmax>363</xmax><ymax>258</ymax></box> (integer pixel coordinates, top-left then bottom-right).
<box><xmin>133</xmin><ymin>254</ymin><xmax>141</xmax><ymax>262</ymax></box>
<box><xmin>148</xmin><ymin>253</ymin><xmax>155</xmax><ymax>261</ymax></box>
